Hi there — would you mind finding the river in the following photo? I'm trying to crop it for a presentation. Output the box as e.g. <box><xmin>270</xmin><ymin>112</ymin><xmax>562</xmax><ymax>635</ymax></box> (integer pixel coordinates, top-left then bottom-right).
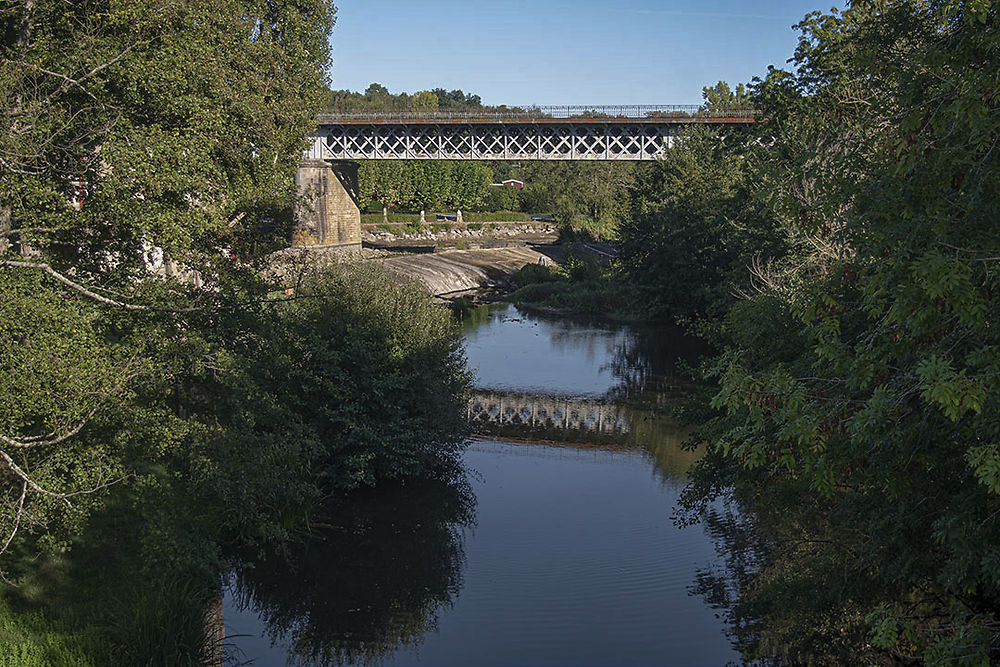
<box><xmin>222</xmin><ymin>303</ymin><xmax>740</xmax><ymax>666</ymax></box>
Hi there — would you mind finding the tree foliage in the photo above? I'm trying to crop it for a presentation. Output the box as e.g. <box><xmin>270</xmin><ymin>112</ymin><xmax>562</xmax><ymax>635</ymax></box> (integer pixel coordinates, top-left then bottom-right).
<box><xmin>327</xmin><ymin>83</ymin><xmax>485</xmax><ymax>114</ymax></box>
<box><xmin>619</xmin><ymin>123</ymin><xmax>784</xmax><ymax>318</ymax></box>
<box><xmin>701</xmin><ymin>81</ymin><xmax>752</xmax><ymax>112</ymax></box>
<box><xmin>0</xmin><ymin>10</ymin><xmax>471</xmax><ymax>660</ymax></box>
<box><xmin>519</xmin><ymin>161</ymin><xmax>636</xmax><ymax>235</ymax></box>
<box><xmin>359</xmin><ymin>160</ymin><xmax>495</xmax><ymax>212</ymax></box>
<box><xmin>674</xmin><ymin>1</ymin><xmax>1000</xmax><ymax>662</ymax></box>
<box><xmin>1</xmin><ymin>0</ymin><xmax>339</xmax><ymax>563</ymax></box>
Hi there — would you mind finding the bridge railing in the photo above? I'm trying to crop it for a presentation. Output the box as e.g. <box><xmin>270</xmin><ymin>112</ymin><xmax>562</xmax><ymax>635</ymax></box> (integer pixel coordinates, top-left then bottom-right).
<box><xmin>317</xmin><ymin>104</ymin><xmax>758</xmax><ymax>123</ymax></box>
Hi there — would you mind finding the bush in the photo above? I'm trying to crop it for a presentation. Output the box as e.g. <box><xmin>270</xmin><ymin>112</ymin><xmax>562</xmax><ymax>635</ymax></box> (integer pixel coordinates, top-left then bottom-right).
<box><xmin>361</xmin><ymin>213</ymin><xmax>425</xmax><ymax>224</ymax></box>
<box><xmin>561</xmin><ymin>255</ymin><xmax>603</xmax><ymax>282</ymax></box>
<box><xmin>483</xmin><ymin>184</ymin><xmax>520</xmax><ymax>212</ymax></box>
<box><xmin>238</xmin><ymin>261</ymin><xmax>471</xmax><ymax>493</ymax></box>
<box><xmin>514</xmin><ymin>263</ymin><xmax>563</xmax><ymax>287</ymax></box>
<box><xmin>132</xmin><ymin>259</ymin><xmax>473</xmax><ymax>559</ymax></box>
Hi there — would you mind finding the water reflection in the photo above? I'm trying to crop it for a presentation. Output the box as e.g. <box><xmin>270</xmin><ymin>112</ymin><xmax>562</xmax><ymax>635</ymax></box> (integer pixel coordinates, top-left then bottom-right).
<box><xmin>461</xmin><ymin>304</ymin><xmax>707</xmax><ymax>482</ymax></box>
<box><xmin>225</xmin><ymin>304</ymin><xmax>738</xmax><ymax>666</ymax></box>
<box><xmin>460</xmin><ymin>303</ymin><xmax>705</xmax><ymax>401</ymax></box>
<box><xmin>689</xmin><ymin>501</ymin><xmax>771</xmax><ymax>659</ymax></box>
<box><xmin>226</xmin><ymin>476</ymin><xmax>475</xmax><ymax>667</ymax></box>
<box><xmin>466</xmin><ymin>389</ymin><xmax>701</xmax><ymax>480</ymax></box>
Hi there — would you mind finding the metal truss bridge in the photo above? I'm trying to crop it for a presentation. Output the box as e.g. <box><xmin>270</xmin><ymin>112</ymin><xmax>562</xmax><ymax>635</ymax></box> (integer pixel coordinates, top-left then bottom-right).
<box><xmin>307</xmin><ymin>105</ymin><xmax>756</xmax><ymax>162</ymax></box>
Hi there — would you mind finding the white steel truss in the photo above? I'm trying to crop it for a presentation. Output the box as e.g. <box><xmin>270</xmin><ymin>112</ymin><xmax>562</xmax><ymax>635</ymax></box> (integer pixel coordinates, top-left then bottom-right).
<box><xmin>306</xmin><ymin>122</ymin><xmax>679</xmax><ymax>161</ymax></box>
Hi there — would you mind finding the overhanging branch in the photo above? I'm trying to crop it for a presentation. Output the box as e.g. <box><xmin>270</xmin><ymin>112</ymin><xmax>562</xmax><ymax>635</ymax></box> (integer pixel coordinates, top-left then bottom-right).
<box><xmin>2</xmin><ymin>260</ymin><xmax>203</xmax><ymax>312</ymax></box>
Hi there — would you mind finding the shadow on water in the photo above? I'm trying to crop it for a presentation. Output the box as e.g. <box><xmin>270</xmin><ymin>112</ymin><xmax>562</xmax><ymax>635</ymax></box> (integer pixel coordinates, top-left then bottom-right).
<box><xmin>226</xmin><ymin>475</ymin><xmax>475</xmax><ymax>667</ymax></box>
<box><xmin>687</xmin><ymin>501</ymin><xmax>773</xmax><ymax>662</ymax></box>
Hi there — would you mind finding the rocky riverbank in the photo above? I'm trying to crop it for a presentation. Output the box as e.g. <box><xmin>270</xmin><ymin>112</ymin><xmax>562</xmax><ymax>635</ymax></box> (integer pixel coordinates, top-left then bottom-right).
<box><xmin>362</xmin><ymin>222</ymin><xmax>558</xmax><ymax>246</ymax></box>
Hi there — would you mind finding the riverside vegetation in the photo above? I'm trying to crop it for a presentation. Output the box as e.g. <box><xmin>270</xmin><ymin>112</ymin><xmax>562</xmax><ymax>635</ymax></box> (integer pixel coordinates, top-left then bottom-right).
<box><xmin>496</xmin><ymin>1</ymin><xmax>1000</xmax><ymax>662</ymax></box>
<box><xmin>628</xmin><ymin>3</ymin><xmax>1000</xmax><ymax>663</ymax></box>
<box><xmin>3</xmin><ymin>0</ymin><xmax>1000</xmax><ymax>665</ymax></box>
<box><xmin>0</xmin><ymin>2</ymin><xmax>468</xmax><ymax>664</ymax></box>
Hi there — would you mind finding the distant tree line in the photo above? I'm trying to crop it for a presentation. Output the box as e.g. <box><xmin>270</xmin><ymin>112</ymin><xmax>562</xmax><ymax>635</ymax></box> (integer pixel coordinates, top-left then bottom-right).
<box><xmin>327</xmin><ymin>82</ymin><xmax>489</xmax><ymax>113</ymax></box>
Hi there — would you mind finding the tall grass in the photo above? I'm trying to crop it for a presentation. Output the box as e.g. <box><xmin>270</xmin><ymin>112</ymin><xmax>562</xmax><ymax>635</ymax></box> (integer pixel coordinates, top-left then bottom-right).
<box><xmin>0</xmin><ymin>572</ymin><xmax>216</xmax><ymax>666</ymax></box>
<box><xmin>103</xmin><ymin>578</ymin><xmax>217</xmax><ymax>667</ymax></box>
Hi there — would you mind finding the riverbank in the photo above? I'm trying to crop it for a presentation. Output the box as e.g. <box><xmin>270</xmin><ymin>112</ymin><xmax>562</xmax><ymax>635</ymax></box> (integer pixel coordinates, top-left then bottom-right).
<box><xmin>274</xmin><ymin>236</ymin><xmax>652</xmax><ymax>320</ymax></box>
<box><xmin>501</xmin><ymin>244</ymin><xmax>656</xmax><ymax>321</ymax></box>
<box><xmin>378</xmin><ymin>240</ymin><xmax>652</xmax><ymax>320</ymax></box>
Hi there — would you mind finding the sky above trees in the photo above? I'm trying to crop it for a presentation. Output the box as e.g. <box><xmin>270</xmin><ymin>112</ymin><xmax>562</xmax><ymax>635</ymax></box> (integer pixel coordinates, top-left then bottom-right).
<box><xmin>328</xmin><ymin>0</ymin><xmax>835</xmax><ymax>105</ymax></box>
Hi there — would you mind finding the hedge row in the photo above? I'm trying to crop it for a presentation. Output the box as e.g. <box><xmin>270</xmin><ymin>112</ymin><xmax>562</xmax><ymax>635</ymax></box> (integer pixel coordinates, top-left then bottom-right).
<box><xmin>463</xmin><ymin>211</ymin><xmax>531</xmax><ymax>222</ymax></box>
<box><xmin>360</xmin><ymin>213</ymin><xmax>424</xmax><ymax>224</ymax></box>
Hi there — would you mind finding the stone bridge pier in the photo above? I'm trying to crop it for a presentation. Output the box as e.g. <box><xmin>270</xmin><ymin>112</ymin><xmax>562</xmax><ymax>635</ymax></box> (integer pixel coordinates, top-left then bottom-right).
<box><xmin>293</xmin><ymin>159</ymin><xmax>362</xmax><ymax>249</ymax></box>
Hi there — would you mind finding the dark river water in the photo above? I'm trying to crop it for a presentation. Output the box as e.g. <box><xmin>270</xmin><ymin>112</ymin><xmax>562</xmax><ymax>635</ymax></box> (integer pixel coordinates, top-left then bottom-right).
<box><xmin>223</xmin><ymin>304</ymin><xmax>739</xmax><ymax>666</ymax></box>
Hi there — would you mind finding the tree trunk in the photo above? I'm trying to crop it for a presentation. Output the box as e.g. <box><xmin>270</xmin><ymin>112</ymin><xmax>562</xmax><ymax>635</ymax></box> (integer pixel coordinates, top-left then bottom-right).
<box><xmin>0</xmin><ymin>205</ymin><xmax>9</xmax><ymax>255</ymax></box>
<box><xmin>17</xmin><ymin>0</ymin><xmax>36</xmax><ymax>48</ymax></box>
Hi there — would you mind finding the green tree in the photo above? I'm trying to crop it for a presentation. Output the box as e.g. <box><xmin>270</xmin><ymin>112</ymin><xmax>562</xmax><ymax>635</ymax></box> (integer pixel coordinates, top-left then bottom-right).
<box><xmin>0</xmin><ymin>0</ymin><xmax>338</xmax><ymax>565</ymax></box>
<box><xmin>364</xmin><ymin>82</ymin><xmax>390</xmax><ymax>97</ymax></box>
<box><xmin>619</xmin><ymin>124</ymin><xmax>783</xmax><ymax>318</ymax></box>
<box><xmin>359</xmin><ymin>161</ymin><xmax>416</xmax><ymax>211</ymax></box>
<box><xmin>519</xmin><ymin>162</ymin><xmax>635</xmax><ymax>233</ymax></box>
<box><xmin>683</xmin><ymin>2</ymin><xmax>1000</xmax><ymax>662</ymax></box>
<box><xmin>448</xmin><ymin>162</ymin><xmax>492</xmax><ymax>210</ymax></box>
<box><xmin>411</xmin><ymin>90</ymin><xmax>439</xmax><ymax>111</ymax></box>
<box><xmin>328</xmin><ymin>84</ymin><xmax>491</xmax><ymax>114</ymax></box>
<box><xmin>701</xmin><ymin>81</ymin><xmax>752</xmax><ymax>112</ymax></box>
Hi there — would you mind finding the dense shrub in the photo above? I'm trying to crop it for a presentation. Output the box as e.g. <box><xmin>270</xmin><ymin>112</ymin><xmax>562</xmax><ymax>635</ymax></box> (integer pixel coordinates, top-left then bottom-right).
<box><xmin>514</xmin><ymin>263</ymin><xmax>562</xmax><ymax>287</ymax></box>
<box><xmin>180</xmin><ymin>261</ymin><xmax>472</xmax><ymax>550</ymax></box>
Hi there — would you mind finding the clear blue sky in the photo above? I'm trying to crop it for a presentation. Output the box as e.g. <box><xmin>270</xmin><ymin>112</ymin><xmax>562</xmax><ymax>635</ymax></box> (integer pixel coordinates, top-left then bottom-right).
<box><xmin>328</xmin><ymin>0</ymin><xmax>838</xmax><ymax>106</ymax></box>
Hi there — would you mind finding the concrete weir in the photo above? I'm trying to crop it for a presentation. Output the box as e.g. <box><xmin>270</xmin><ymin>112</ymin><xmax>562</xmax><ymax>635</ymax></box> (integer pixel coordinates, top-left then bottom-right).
<box><xmin>381</xmin><ymin>246</ymin><xmax>549</xmax><ymax>297</ymax></box>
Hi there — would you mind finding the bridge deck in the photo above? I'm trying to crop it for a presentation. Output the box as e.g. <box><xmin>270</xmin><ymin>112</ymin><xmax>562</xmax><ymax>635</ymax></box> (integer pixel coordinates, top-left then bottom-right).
<box><xmin>316</xmin><ymin>115</ymin><xmax>756</xmax><ymax>126</ymax></box>
<box><xmin>309</xmin><ymin>106</ymin><xmax>756</xmax><ymax>161</ymax></box>
<box><xmin>317</xmin><ymin>104</ymin><xmax>756</xmax><ymax>122</ymax></box>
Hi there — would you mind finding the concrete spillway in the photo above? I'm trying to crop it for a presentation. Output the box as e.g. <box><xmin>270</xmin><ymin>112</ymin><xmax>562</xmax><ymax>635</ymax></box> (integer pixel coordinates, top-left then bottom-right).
<box><xmin>380</xmin><ymin>246</ymin><xmax>550</xmax><ymax>296</ymax></box>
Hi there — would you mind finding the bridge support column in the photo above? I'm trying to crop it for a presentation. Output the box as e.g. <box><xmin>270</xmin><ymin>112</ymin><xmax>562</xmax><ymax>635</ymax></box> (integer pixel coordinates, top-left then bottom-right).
<box><xmin>293</xmin><ymin>159</ymin><xmax>361</xmax><ymax>249</ymax></box>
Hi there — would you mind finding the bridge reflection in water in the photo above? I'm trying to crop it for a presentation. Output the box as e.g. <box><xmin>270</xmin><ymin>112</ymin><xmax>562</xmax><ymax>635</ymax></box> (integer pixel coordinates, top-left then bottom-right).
<box><xmin>468</xmin><ymin>390</ymin><xmax>630</xmax><ymax>435</ymax></box>
<box><xmin>467</xmin><ymin>390</ymin><xmax>701</xmax><ymax>479</ymax></box>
